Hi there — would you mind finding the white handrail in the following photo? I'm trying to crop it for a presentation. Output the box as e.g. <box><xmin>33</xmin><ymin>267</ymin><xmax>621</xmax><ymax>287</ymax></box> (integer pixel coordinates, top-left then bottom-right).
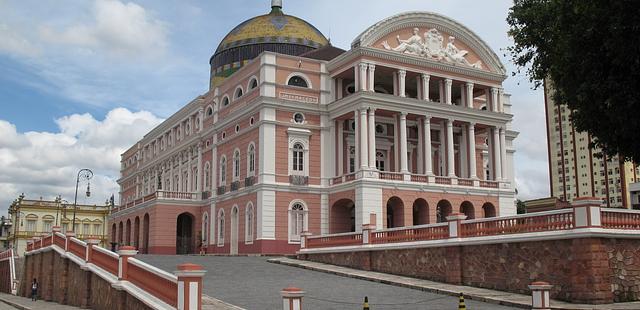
<box><xmin>92</xmin><ymin>244</ymin><xmax>119</xmax><ymax>259</ymax></box>
<box><xmin>70</xmin><ymin>237</ymin><xmax>87</xmax><ymax>246</ymax></box>
<box><xmin>373</xmin><ymin>222</ymin><xmax>448</xmax><ymax>233</ymax></box>
<box><xmin>128</xmin><ymin>257</ymin><xmax>178</xmax><ymax>283</ymax></box>
<box><xmin>307</xmin><ymin>231</ymin><xmax>362</xmax><ymax>239</ymax></box>
<box><xmin>602</xmin><ymin>208</ymin><xmax>640</xmax><ymax>214</ymax></box>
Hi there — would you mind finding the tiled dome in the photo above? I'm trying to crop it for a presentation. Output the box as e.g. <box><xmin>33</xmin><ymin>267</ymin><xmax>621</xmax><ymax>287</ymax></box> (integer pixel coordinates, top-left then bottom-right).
<box><xmin>209</xmin><ymin>1</ymin><xmax>328</xmax><ymax>89</ymax></box>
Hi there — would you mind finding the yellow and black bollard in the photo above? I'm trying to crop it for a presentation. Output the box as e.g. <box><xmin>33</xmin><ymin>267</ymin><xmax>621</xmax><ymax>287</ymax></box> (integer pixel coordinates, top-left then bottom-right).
<box><xmin>363</xmin><ymin>296</ymin><xmax>370</xmax><ymax>310</ymax></box>
<box><xmin>458</xmin><ymin>292</ymin><xmax>466</xmax><ymax>310</ymax></box>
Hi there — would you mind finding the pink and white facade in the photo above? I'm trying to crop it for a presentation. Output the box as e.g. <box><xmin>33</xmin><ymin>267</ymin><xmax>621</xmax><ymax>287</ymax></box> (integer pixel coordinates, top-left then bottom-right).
<box><xmin>109</xmin><ymin>10</ymin><xmax>518</xmax><ymax>255</ymax></box>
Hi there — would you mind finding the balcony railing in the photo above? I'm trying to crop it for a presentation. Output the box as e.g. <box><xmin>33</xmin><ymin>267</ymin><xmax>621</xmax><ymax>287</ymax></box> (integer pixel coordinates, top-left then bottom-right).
<box><xmin>244</xmin><ymin>176</ymin><xmax>255</xmax><ymax>187</ymax></box>
<box><xmin>230</xmin><ymin>181</ymin><xmax>240</xmax><ymax>192</ymax></box>
<box><xmin>380</xmin><ymin>172</ymin><xmax>404</xmax><ymax>181</ymax></box>
<box><xmin>216</xmin><ymin>186</ymin><xmax>226</xmax><ymax>195</ymax></box>
<box><xmin>289</xmin><ymin>175</ymin><xmax>309</xmax><ymax>186</ymax></box>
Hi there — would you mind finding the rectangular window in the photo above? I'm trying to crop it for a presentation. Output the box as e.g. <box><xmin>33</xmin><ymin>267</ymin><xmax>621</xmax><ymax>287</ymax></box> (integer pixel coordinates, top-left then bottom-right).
<box><xmin>93</xmin><ymin>224</ymin><xmax>101</xmax><ymax>235</ymax></box>
<box><xmin>26</xmin><ymin>220</ymin><xmax>36</xmax><ymax>232</ymax></box>
<box><xmin>83</xmin><ymin>224</ymin><xmax>90</xmax><ymax>235</ymax></box>
<box><xmin>42</xmin><ymin>221</ymin><xmax>52</xmax><ymax>233</ymax></box>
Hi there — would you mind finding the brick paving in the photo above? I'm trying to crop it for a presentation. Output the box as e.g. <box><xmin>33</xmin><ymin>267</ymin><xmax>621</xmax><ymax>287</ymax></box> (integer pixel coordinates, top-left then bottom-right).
<box><xmin>139</xmin><ymin>255</ymin><xmax>518</xmax><ymax>310</ymax></box>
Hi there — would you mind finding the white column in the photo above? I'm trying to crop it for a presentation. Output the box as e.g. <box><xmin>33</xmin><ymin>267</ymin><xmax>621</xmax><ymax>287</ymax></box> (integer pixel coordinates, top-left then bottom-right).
<box><xmin>398</xmin><ymin>69</ymin><xmax>406</xmax><ymax>97</ymax></box>
<box><xmin>492</xmin><ymin>127</ymin><xmax>502</xmax><ymax>180</ymax></box>
<box><xmin>353</xmin><ymin>64</ymin><xmax>359</xmax><ymax>92</ymax></box>
<box><xmin>417</xmin><ymin>118</ymin><xmax>423</xmax><ymax>173</ymax></box>
<box><xmin>178</xmin><ymin>157</ymin><xmax>183</xmax><ymax>192</ymax></box>
<box><xmin>337</xmin><ymin>120</ymin><xmax>344</xmax><ymax>175</ymax></box>
<box><xmin>500</xmin><ymin>127</ymin><xmax>507</xmax><ymax>181</ymax></box>
<box><xmin>498</xmin><ymin>88</ymin><xmax>505</xmax><ymax>112</ymax></box>
<box><xmin>187</xmin><ymin>150</ymin><xmax>192</xmax><ymax>191</ymax></box>
<box><xmin>491</xmin><ymin>87</ymin><xmax>499</xmax><ymax>112</ymax></box>
<box><xmin>198</xmin><ymin>109</ymin><xmax>204</xmax><ymax>131</ymax></box>
<box><xmin>392</xmin><ymin>72</ymin><xmax>398</xmax><ymax>96</ymax></box>
<box><xmin>169</xmin><ymin>159</ymin><xmax>174</xmax><ymax>191</ymax></box>
<box><xmin>367</xmin><ymin>108</ymin><xmax>376</xmax><ymax>169</ymax></box>
<box><xmin>359</xmin><ymin>109</ymin><xmax>369</xmax><ymax>169</ymax></box>
<box><xmin>465</xmin><ymin>82</ymin><xmax>474</xmax><ymax>108</ymax></box>
<box><xmin>336</xmin><ymin>78</ymin><xmax>343</xmax><ymax>100</ymax></box>
<box><xmin>446</xmin><ymin>119</ymin><xmax>455</xmax><ymax>177</ymax></box>
<box><xmin>421</xmin><ymin>74</ymin><xmax>430</xmax><ymax>101</ymax></box>
<box><xmin>468</xmin><ymin>123</ymin><xmax>477</xmax><ymax>179</ymax></box>
<box><xmin>423</xmin><ymin>117</ymin><xmax>433</xmax><ymax>175</ymax></box>
<box><xmin>393</xmin><ymin>115</ymin><xmax>399</xmax><ymax>170</ymax></box>
<box><xmin>354</xmin><ymin>111</ymin><xmax>359</xmax><ymax>169</ymax></box>
<box><xmin>368</xmin><ymin>64</ymin><xmax>376</xmax><ymax>92</ymax></box>
<box><xmin>416</xmin><ymin>76</ymin><xmax>422</xmax><ymax>100</ymax></box>
<box><xmin>196</xmin><ymin>145</ymin><xmax>203</xmax><ymax>192</ymax></box>
<box><xmin>444</xmin><ymin>79</ymin><xmax>452</xmax><ymax>105</ymax></box>
<box><xmin>399</xmin><ymin>112</ymin><xmax>408</xmax><ymax>173</ymax></box>
<box><xmin>439</xmin><ymin>80</ymin><xmax>444</xmax><ymax>104</ymax></box>
<box><xmin>359</xmin><ymin>63</ymin><xmax>368</xmax><ymax>91</ymax></box>
<box><xmin>460</xmin><ymin>124</ymin><xmax>468</xmax><ymax>178</ymax></box>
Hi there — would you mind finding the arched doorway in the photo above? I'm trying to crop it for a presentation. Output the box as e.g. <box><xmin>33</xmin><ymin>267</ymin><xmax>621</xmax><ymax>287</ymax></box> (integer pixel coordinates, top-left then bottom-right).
<box><xmin>230</xmin><ymin>207</ymin><xmax>238</xmax><ymax>255</ymax></box>
<box><xmin>118</xmin><ymin>221</ymin><xmax>123</xmax><ymax>246</ymax></box>
<box><xmin>436</xmin><ymin>200</ymin><xmax>453</xmax><ymax>223</ymax></box>
<box><xmin>460</xmin><ymin>201</ymin><xmax>475</xmax><ymax>219</ymax></box>
<box><xmin>125</xmin><ymin>219</ymin><xmax>131</xmax><ymax>246</ymax></box>
<box><xmin>111</xmin><ymin>223</ymin><xmax>116</xmax><ymax>244</ymax></box>
<box><xmin>330</xmin><ymin>199</ymin><xmax>355</xmax><ymax>233</ymax></box>
<box><xmin>133</xmin><ymin>216</ymin><xmax>140</xmax><ymax>249</ymax></box>
<box><xmin>386</xmin><ymin>196</ymin><xmax>404</xmax><ymax>228</ymax></box>
<box><xmin>482</xmin><ymin>202</ymin><xmax>496</xmax><ymax>218</ymax></box>
<box><xmin>412</xmin><ymin>198</ymin><xmax>429</xmax><ymax>225</ymax></box>
<box><xmin>142</xmin><ymin>214</ymin><xmax>150</xmax><ymax>254</ymax></box>
<box><xmin>176</xmin><ymin>213</ymin><xmax>194</xmax><ymax>254</ymax></box>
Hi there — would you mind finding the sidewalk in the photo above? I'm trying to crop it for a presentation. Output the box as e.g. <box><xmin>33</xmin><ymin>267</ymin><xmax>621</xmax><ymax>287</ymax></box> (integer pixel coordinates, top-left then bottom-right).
<box><xmin>0</xmin><ymin>293</ymin><xmax>82</xmax><ymax>310</ymax></box>
<box><xmin>268</xmin><ymin>257</ymin><xmax>640</xmax><ymax>310</ymax></box>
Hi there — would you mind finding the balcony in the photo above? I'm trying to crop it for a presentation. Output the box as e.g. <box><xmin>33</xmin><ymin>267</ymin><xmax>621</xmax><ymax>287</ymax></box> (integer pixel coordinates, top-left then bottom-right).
<box><xmin>216</xmin><ymin>186</ymin><xmax>226</xmax><ymax>195</ymax></box>
<box><xmin>328</xmin><ymin>171</ymin><xmax>504</xmax><ymax>190</ymax></box>
<box><xmin>230</xmin><ymin>181</ymin><xmax>240</xmax><ymax>192</ymax></box>
<box><xmin>244</xmin><ymin>176</ymin><xmax>255</xmax><ymax>187</ymax></box>
<box><xmin>289</xmin><ymin>175</ymin><xmax>309</xmax><ymax>186</ymax></box>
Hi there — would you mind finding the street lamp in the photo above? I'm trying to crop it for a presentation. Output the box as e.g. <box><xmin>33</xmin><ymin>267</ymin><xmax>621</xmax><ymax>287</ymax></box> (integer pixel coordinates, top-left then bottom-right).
<box><xmin>72</xmin><ymin>168</ymin><xmax>93</xmax><ymax>233</ymax></box>
<box><xmin>55</xmin><ymin>197</ymin><xmax>69</xmax><ymax>227</ymax></box>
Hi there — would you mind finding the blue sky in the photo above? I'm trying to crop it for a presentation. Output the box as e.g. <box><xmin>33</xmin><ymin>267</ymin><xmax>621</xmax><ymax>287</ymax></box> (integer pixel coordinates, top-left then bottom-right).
<box><xmin>0</xmin><ymin>0</ymin><xmax>549</xmax><ymax>214</ymax></box>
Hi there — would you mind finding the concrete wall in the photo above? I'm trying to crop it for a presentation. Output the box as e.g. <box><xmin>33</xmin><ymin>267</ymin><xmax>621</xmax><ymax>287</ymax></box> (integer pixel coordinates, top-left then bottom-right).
<box><xmin>300</xmin><ymin>237</ymin><xmax>640</xmax><ymax>304</ymax></box>
<box><xmin>19</xmin><ymin>249</ymin><xmax>152</xmax><ymax>310</ymax></box>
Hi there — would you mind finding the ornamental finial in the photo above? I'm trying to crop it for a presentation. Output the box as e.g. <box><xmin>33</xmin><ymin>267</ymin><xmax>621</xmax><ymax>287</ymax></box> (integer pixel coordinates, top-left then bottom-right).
<box><xmin>271</xmin><ymin>0</ymin><xmax>282</xmax><ymax>9</ymax></box>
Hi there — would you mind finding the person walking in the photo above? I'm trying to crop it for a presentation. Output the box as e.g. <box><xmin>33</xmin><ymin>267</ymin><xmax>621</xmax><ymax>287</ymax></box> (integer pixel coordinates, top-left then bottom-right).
<box><xmin>30</xmin><ymin>278</ymin><xmax>38</xmax><ymax>301</ymax></box>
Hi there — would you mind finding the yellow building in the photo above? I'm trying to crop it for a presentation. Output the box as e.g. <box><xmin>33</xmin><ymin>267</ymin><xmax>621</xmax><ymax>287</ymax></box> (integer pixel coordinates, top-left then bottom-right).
<box><xmin>545</xmin><ymin>82</ymin><xmax>639</xmax><ymax>207</ymax></box>
<box><xmin>7</xmin><ymin>194</ymin><xmax>110</xmax><ymax>256</ymax></box>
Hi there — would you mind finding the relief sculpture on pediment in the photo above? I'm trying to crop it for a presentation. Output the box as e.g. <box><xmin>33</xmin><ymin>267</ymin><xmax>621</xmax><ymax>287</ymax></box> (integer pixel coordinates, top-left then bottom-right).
<box><xmin>382</xmin><ymin>27</ymin><xmax>483</xmax><ymax>69</ymax></box>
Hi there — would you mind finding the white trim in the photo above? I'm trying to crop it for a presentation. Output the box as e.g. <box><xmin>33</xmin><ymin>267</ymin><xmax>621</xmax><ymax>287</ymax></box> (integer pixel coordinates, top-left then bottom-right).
<box><xmin>93</xmin><ymin>244</ymin><xmax>119</xmax><ymax>258</ymax></box>
<box><xmin>288</xmin><ymin>199</ymin><xmax>309</xmax><ymax>243</ymax></box>
<box><xmin>178</xmin><ymin>281</ymin><xmax>185</xmax><ymax>310</ymax></box>
<box><xmin>246</xmin><ymin>142</ymin><xmax>256</xmax><ymax>177</ymax></box>
<box><xmin>232</xmin><ymin>148</ymin><xmax>241</xmax><ymax>181</ymax></box>
<box><xmin>189</xmin><ymin>282</ymin><xmax>198</xmax><ymax>310</ymax></box>
<box><xmin>233</xmin><ymin>85</ymin><xmax>244</xmax><ymax>100</ymax></box>
<box><xmin>245</xmin><ymin>201</ymin><xmax>254</xmax><ymax>244</ymax></box>
<box><xmin>128</xmin><ymin>257</ymin><xmax>178</xmax><ymax>283</ymax></box>
<box><xmin>246</xmin><ymin>75</ymin><xmax>259</xmax><ymax>91</ymax></box>
<box><xmin>217</xmin><ymin>208</ymin><xmax>225</xmax><ymax>246</ymax></box>
<box><xmin>462</xmin><ymin>208</ymin><xmax>571</xmax><ymax>224</ymax></box>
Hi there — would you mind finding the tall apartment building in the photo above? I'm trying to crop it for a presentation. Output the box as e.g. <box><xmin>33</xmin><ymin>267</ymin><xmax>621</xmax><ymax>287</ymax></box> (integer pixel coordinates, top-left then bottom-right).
<box><xmin>544</xmin><ymin>83</ymin><xmax>639</xmax><ymax>208</ymax></box>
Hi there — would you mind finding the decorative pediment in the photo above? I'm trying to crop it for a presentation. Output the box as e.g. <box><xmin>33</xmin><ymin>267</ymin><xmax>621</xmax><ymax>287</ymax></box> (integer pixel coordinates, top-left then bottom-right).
<box><xmin>352</xmin><ymin>11</ymin><xmax>506</xmax><ymax>75</ymax></box>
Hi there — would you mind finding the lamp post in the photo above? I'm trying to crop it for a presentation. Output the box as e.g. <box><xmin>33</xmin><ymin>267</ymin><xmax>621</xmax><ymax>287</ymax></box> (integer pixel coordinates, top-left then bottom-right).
<box><xmin>55</xmin><ymin>197</ymin><xmax>69</xmax><ymax>227</ymax></box>
<box><xmin>72</xmin><ymin>169</ymin><xmax>93</xmax><ymax>233</ymax></box>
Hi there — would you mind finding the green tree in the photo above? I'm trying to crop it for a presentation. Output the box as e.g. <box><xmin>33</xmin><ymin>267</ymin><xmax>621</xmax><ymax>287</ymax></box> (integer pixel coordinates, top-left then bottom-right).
<box><xmin>507</xmin><ymin>0</ymin><xmax>640</xmax><ymax>162</ymax></box>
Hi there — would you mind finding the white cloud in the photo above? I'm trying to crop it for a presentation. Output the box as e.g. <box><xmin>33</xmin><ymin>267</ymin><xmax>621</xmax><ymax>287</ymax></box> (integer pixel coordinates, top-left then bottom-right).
<box><xmin>0</xmin><ymin>108</ymin><xmax>163</xmax><ymax>215</ymax></box>
<box><xmin>39</xmin><ymin>0</ymin><xmax>167</xmax><ymax>59</ymax></box>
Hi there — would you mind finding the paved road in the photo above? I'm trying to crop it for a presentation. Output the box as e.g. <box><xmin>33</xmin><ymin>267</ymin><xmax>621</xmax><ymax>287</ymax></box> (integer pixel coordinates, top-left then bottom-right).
<box><xmin>139</xmin><ymin>255</ymin><xmax>518</xmax><ymax>310</ymax></box>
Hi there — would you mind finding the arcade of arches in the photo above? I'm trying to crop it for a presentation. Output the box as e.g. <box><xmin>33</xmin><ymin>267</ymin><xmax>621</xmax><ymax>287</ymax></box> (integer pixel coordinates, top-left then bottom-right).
<box><xmin>329</xmin><ymin>196</ymin><xmax>496</xmax><ymax>232</ymax></box>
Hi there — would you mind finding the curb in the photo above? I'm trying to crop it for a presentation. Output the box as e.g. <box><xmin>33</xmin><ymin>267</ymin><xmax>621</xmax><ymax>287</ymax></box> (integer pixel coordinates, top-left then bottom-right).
<box><xmin>267</xmin><ymin>258</ymin><xmax>532</xmax><ymax>309</ymax></box>
<box><xmin>0</xmin><ymin>296</ymin><xmax>31</xmax><ymax>310</ymax></box>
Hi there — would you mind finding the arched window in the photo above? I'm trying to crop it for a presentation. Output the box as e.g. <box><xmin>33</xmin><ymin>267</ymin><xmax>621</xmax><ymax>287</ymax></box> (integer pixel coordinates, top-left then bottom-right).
<box><xmin>217</xmin><ymin>209</ymin><xmax>225</xmax><ymax>246</ymax></box>
<box><xmin>233</xmin><ymin>149</ymin><xmax>241</xmax><ymax>180</ymax></box>
<box><xmin>206</xmin><ymin>106</ymin><xmax>213</xmax><ymax>116</ymax></box>
<box><xmin>192</xmin><ymin>167</ymin><xmax>198</xmax><ymax>191</ymax></box>
<box><xmin>220</xmin><ymin>156</ymin><xmax>227</xmax><ymax>185</ymax></box>
<box><xmin>292</xmin><ymin>143</ymin><xmax>304</xmax><ymax>172</ymax></box>
<box><xmin>287</xmin><ymin>75</ymin><xmax>308</xmax><ymax>88</ymax></box>
<box><xmin>222</xmin><ymin>96</ymin><xmax>229</xmax><ymax>106</ymax></box>
<box><xmin>249</xmin><ymin>78</ymin><xmax>258</xmax><ymax>90</ymax></box>
<box><xmin>247</xmin><ymin>144</ymin><xmax>256</xmax><ymax>176</ymax></box>
<box><xmin>349</xmin><ymin>147</ymin><xmax>356</xmax><ymax>173</ymax></box>
<box><xmin>204</xmin><ymin>162</ymin><xmax>210</xmax><ymax>189</ymax></box>
<box><xmin>234</xmin><ymin>87</ymin><xmax>243</xmax><ymax>99</ymax></box>
<box><xmin>245</xmin><ymin>203</ymin><xmax>254</xmax><ymax>244</ymax></box>
<box><xmin>289</xmin><ymin>202</ymin><xmax>307</xmax><ymax>242</ymax></box>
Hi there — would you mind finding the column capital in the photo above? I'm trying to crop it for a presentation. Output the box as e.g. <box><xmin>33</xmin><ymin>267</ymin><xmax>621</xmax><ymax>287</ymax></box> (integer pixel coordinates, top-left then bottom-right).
<box><xmin>423</xmin><ymin>115</ymin><xmax>432</xmax><ymax>122</ymax></box>
<box><xmin>465</xmin><ymin>82</ymin><xmax>474</xmax><ymax>87</ymax></box>
<box><xmin>359</xmin><ymin>62</ymin><xmax>368</xmax><ymax>69</ymax></box>
<box><xmin>421</xmin><ymin>73</ymin><xmax>430</xmax><ymax>80</ymax></box>
<box><xmin>368</xmin><ymin>107</ymin><xmax>376</xmax><ymax>114</ymax></box>
<box><xmin>446</xmin><ymin>118</ymin><xmax>454</xmax><ymax>125</ymax></box>
<box><xmin>399</xmin><ymin>111</ymin><xmax>408</xmax><ymax>118</ymax></box>
<box><xmin>368</xmin><ymin>63</ymin><xmax>376</xmax><ymax>70</ymax></box>
<box><xmin>359</xmin><ymin>108</ymin><xmax>368</xmax><ymax>115</ymax></box>
<box><xmin>468</xmin><ymin>122</ymin><xmax>476</xmax><ymax>127</ymax></box>
<box><xmin>397</xmin><ymin>69</ymin><xmax>406</xmax><ymax>77</ymax></box>
<box><xmin>490</xmin><ymin>87</ymin><xmax>499</xmax><ymax>94</ymax></box>
<box><xmin>444</xmin><ymin>78</ymin><xmax>452</xmax><ymax>85</ymax></box>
